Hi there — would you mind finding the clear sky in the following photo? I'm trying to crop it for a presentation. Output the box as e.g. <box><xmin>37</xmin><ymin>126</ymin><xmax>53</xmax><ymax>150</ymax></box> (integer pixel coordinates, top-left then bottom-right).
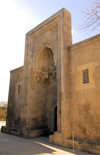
<box><xmin>0</xmin><ymin>0</ymin><xmax>99</xmax><ymax>102</ymax></box>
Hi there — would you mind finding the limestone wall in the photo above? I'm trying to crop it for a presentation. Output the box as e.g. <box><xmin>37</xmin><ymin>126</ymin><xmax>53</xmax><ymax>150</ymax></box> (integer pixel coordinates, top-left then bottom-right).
<box><xmin>7</xmin><ymin>66</ymin><xmax>24</xmax><ymax>128</ymax></box>
<box><xmin>69</xmin><ymin>34</ymin><xmax>100</xmax><ymax>142</ymax></box>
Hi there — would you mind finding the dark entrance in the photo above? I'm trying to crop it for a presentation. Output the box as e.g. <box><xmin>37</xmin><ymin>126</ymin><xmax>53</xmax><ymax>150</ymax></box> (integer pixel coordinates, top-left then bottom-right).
<box><xmin>54</xmin><ymin>106</ymin><xmax>57</xmax><ymax>132</ymax></box>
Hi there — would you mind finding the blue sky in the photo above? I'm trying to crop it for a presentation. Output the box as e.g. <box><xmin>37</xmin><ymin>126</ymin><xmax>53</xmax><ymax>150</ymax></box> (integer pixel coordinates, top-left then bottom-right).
<box><xmin>0</xmin><ymin>0</ymin><xmax>99</xmax><ymax>101</ymax></box>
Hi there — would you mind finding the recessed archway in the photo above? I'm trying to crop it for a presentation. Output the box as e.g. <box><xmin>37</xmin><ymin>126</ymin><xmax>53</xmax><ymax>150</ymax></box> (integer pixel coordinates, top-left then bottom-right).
<box><xmin>31</xmin><ymin>47</ymin><xmax>57</xmax><ymax>134</ymax></box>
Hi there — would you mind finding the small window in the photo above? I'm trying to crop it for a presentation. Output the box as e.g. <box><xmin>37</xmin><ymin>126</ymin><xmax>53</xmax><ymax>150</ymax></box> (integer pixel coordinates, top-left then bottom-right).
<box><xmin>18</xmin><ymin>85</ymin><xmax>21</xmax><ymax>94</ymax></box>
<box><xmin>83</xmin><ymin>69</ymin><xmax>89</xmax><ymax>84</ymax></box>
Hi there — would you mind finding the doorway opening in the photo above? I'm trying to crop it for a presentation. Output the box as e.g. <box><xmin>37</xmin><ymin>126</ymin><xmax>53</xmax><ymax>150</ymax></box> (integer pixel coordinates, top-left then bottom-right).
<box><xmin>54</xmin><ymin>106</ymin><xmax>57</xmax><ymax>132</ymax></box>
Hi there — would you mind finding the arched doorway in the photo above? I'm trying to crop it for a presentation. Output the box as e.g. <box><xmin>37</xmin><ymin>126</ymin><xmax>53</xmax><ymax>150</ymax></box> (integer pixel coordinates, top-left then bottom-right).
<box><xmin>31</xmin><ymin>47</ymin><xmax>57</xmax><ymax>134</ymax></box>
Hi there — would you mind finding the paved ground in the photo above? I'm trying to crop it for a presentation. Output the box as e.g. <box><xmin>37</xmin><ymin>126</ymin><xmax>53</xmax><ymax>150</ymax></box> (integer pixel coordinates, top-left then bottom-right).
<box><xmin>0</xmin><ymin>121</ymin><xmax>94</xmax><ymax>155</ymax></box>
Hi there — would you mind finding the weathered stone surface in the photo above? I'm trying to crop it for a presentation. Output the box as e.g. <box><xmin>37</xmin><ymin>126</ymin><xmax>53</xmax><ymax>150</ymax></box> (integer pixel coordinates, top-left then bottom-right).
<box><xmin>2</xmin><ymin>8</ymin><xmax>100</xmax><ymax>154</ymax></box>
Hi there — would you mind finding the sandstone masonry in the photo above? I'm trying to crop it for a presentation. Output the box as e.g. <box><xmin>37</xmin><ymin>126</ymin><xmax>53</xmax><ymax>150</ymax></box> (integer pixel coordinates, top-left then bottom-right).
<box><xmin>2</xmin><ymin>8</ymin><xmax>100</xmax><ymax>154</ymax></box>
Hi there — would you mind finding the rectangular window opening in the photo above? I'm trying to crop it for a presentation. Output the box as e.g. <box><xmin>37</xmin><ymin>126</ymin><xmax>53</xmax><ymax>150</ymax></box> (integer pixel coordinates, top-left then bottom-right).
<box><xmin>18</xmin><ymin>85</ymin><xmax>21</xmax><ymax>94</ymax></box>
<box><xmin>83</xmin><ymin>69</ymin><xmax>89</xmax><ymax>84</ymax></box>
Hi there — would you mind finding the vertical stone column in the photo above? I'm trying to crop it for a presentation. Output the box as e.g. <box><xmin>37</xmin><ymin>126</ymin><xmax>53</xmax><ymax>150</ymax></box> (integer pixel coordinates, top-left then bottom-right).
<box><xmin>50</xmin><ymin>9</ymin><xmax>72</xmax><ymax>145</ymax></box>
<box><xmin>61</xmin><ymin>9</ymin><xmax>72</xmax><ymax>137</ymax></box>
<box><xmin>58</xmin><ymin>9</ymin><xmax>72</xmax><ymax>137</ymax></box>
<box><xmin>20</xmin><ymin>35</ymin><xmax>32</xmax><ymax>132</ymax></box>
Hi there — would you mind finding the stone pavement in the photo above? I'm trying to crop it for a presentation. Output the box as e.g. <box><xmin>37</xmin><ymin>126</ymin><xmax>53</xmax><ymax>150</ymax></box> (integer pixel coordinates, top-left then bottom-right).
<box><xmin>0</xmin><ymin>122</ymin><xmax>94</xmax><ymax>155</ymax></box>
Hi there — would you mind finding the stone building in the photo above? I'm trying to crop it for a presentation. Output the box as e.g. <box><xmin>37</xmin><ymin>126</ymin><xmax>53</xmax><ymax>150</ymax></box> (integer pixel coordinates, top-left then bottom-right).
<box><xmin>2</xmin><ymin>8</ymin><xmax>100</xmax><ymax>154</ymax></box>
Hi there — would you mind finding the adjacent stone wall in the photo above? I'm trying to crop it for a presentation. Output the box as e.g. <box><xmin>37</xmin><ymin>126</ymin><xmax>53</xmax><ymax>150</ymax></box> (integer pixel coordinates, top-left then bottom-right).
<box><xmin>69</xmin><ymin>34</ymin><xmax>100</xmax><ymax>142</ymax></box>
<box><xmin>7</xmin><ymin>66</ymin><xmax>24</xmax><ymax>128</ymax></box>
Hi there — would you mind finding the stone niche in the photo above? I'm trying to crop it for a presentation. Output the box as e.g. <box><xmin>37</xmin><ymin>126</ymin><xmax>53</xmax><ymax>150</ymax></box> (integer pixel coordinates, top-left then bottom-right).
<box><xmin>30</xmin><ymin>47</ymin><xmax>57</xmax><ymax>134</ymax></box>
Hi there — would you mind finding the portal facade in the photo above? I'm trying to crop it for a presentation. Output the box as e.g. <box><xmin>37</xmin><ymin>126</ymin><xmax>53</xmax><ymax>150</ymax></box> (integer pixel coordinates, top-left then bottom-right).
<box><xmin>2</xmin><ymin>9</ymin><xmax>100</xmax><ymax>154</ymax></box>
